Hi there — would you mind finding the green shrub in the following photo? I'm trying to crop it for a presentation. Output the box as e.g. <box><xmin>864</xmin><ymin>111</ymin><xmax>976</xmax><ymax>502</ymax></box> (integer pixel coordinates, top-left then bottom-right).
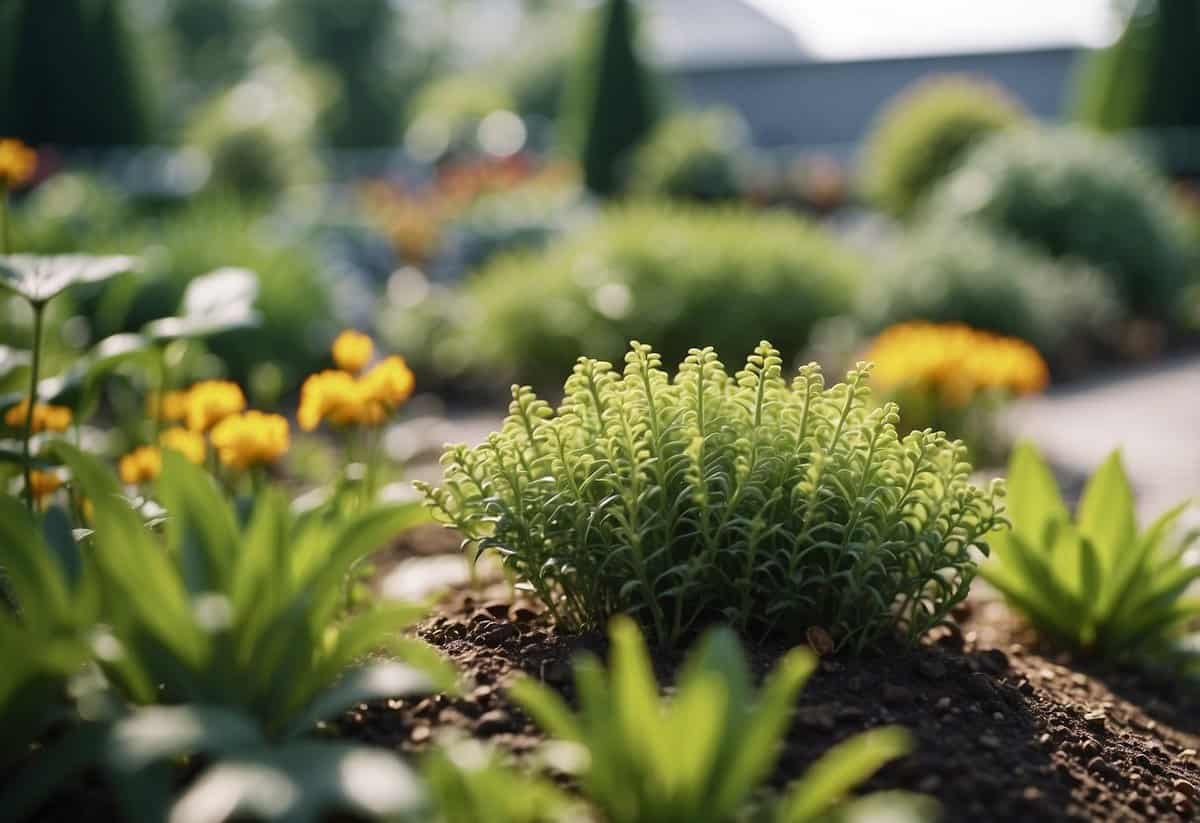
<box><xmin>858</xmin><ymin>222</ymin><xmax>1121</xmax><ymax>356</ymax></box>
<box><xmin>629</xmin><ymin>109</ymin><xmax>746</xmax><ymax>202</ymax></box>
<box><xmin>925</xmin><ymin>127</ymin><xmax>1193</xmax><ymax>314</ymax></box>
<box><xmin>461</xmin><ymin>205</ymin><xmax>862</xmax><ymax>388</ymax></box>
<box><xmin>862</xmin><ymin>75</ymin><xmax>1026</xmax><ymax>219</ymax></box>
<box><xmin>983</xmin><ymin>443</ymin><xmax>1199</xmax><ymax>667</ymax></box>
<box><xmin>563</xmin><ymin>0</ymin><xmax>660</xmax><ymax>196</ymax></box>
<box><xmin>512</xmin><ymin>618</ymin><xmax>927</xmax><ymax>823</ymax></box>
<box><xmin>1</xmin><ymin>446</ymin><xmax>450</xmax><ymax>821</ymax></box>
<box><xmin>419</xmin><ymin>342</ymin><xmax>1003</xmax><ymax>650</ymax></box>
<box><xmin>405</xmin><ymin>74</ymin><xmax>517</xmax><ymax>160</ymax></box>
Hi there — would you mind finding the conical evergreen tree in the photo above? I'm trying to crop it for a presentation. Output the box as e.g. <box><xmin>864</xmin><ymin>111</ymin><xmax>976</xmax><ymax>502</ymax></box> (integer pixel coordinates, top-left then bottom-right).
<box><xmin>563</xmin><ymin>0</ymin><xmax>659</xmax><ymax>197</ymax></box>
<box><xmin>0</xmin><ymin>0</ymin><xmax>153</xmax><ymax>146</ymax></box>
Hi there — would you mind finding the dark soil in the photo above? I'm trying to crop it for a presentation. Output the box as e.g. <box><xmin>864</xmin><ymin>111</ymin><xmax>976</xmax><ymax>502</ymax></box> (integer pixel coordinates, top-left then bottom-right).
<box><xmin>337</xmin><ymin>568</ymin><xmax>1200</xmax><ymax>823</ymax></box>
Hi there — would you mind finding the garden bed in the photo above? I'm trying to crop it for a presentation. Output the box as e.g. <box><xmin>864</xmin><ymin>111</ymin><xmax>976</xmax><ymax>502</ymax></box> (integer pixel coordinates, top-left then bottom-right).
<box><xmin>339</xmin><ymin>532</ymin><xmax>1200</xmax><ymax>823</ymax></box>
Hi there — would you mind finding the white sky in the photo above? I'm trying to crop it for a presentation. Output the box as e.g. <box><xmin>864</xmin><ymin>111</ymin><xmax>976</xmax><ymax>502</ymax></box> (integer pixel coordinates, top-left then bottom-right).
<box><xmin>743</xmin><ymin>0</ymin><xmax>1123</xmax><ymax>60</ymax></box>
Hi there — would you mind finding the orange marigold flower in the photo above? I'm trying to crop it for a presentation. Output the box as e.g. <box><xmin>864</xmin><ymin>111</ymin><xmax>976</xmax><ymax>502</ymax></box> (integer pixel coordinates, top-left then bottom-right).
<box><xmin>0</xmin><ymin>138</ymin><xmax>37</xmax><ymax>188</ymax></box>
<box><xmin>160</xmin><ymin>427</ymin><xmax>206</xmax><ymax>465</ymax></box>
<box><xmin>119</xmin><ymin>446</ymin><xmax>162</xmax><ymax>485</ymax></box>
<box><xmin>27</xmin><ymin>470</ymin><xmax>62</xmax><ymax>503</ymax></box>
<box><xmin>210</xmin><ymin>411</ymin><xmax>289</xmax><ymax>470</ymax></box>
<box><xmin>361</xmin><ymin>356</ymin><xmax>414</xmax><ymax>409</ymax></box>
<box><xmin>148</xmin><ymin>389</ymin><xmax>191</xmax><ymax>423</ymax></box>
<box><xmin>865</xmin><ymin>322</ymin><xmax>1048</xmax><ymax>406</ymax></box>
<box><xmin>332</xmin><ymin>330</ymin><xmax>374</xmax><ymax>373</ymax></box>
<box><xmin>185</xmin><ymin>380</ymin><xmax>245</xmax><ymax>432</ymax></box>
<box><xmin>4</xmin><ymin>399</ymin><xmax>73</xmax><ymax>433</ymax></box>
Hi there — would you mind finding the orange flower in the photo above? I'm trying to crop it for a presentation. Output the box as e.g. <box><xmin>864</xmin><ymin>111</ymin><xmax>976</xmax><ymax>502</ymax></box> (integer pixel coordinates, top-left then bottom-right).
<box><xmin>160</xmin><ymin>427</ymin><xmax>206</xmax><ymax>465</ymax></box>
<box><xmin>210</xmin><ymin>411</ymin><xmax>289</xmax><ymax>470</ymax></box>
<box><xmin>0</xmin><ymin>138</ymin><xmax>36</xmax><ymax>188</ymax></box>
<box><xmin>148</xmin><ymin>389</ymin><xmax>191</xmax><ymax>423</ymax></box>
<box><xmin>4</xmin><ymin>399</ymin><xmax>72</xmax><ymax>433</ymax></box>
<box><xmin>332</xmin><ymin>330</ymin><xmax>374</xmax><ymax>373</ymax></box>
<box><xmin>27</xmin><ymin>470</ymin><xmax>62</xmax><ymax>503</ymax></box>
<box><xmin>119</xmin><ymin>446</ymin><xmax>162</xmax><ymax>485</ymax></box>
<box><xmin>361</xmin><ymin>356</ymin><xmax>415</xmax><ymax>410</ymax></box>
<box><xmin>185</xmin><ymin>380</ymin><xmax>245</xmax><ymax>432</ymax></box>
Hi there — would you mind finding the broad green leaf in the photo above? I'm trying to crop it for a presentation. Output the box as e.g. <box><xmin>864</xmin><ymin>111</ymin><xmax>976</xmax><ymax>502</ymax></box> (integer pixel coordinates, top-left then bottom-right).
<box><xmin>0</xmin><ymin>254</ymin><xmax>138</xmax><ymax>305</ymax></box>
<box><xmin>509</xmin><ymin>678</ymin><xmax>584</xmax><ymax>743</ymax></box>
<box><xmin>777</xmin><ymin>726</ymin><xmax>912</xmax><ymax>823</ymax></box>
<box><xmin>168</xmin><ymin>743</ymin><xmax>428</xmax><ymax>823</ymax></box>
<box><xmin>41</xmin><ymin>505</ymin><xmax>81</xmax><ymax>589</ymax></box>
<box><xmin>156</xmin><ymin>452</ymin><xmax>240</xmax><ymax>594</ymax></box>
<box><xmin>108</xmin><ymin>705</ymin><xmax>265</xmax><ymax>773</ymax></box>
<box><xmin>1005</xmin><ymin>442</ymin><xmax>1069</xmax><ymax>545</ymax></box>
<box><xmin>1076</xmin><ymin>451</ymin><xmax>1136</xmax><ymax>575</ymax></box>
<box><xmin>610</xmin><ymin>617</ymin><xmax>667</xmax><ymax>769</ymax></box>
<box><xmin>144</xmin><ymin>267</ymin><xmax>260</xmax><ymax>342</ymax></box>
<box><xmin>283</xmin><ymin>662</ymin><xmax>440</xmax><ymax>739</ymax></box>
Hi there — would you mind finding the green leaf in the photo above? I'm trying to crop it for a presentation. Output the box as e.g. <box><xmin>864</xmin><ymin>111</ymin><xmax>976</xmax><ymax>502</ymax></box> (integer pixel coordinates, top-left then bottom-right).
<box><xmin>1076</xmin><ymin>451</ymin><xmax>1136</xmax><ymax>577</ymax></box>
<box><xmin>156</xmin><ymin>452</ymin><xmax>240</xmax><ymax>594</ymax></box>
<box><xmin>144</xmin><ymin>267</ymin><xmax>260</xmax><ymax>342</ymax></box>
<box><xmin>168</xmin><ymin>743</ymin><xmax>428</xmax><ymax>823</ymax></box>
<box><xmin>1005</xmin><ymin>442</ymin><xmax>1069</xmax><ymax>545</ymax></box>
<box><xmin>777</xmin><ymin>726</ymin><xmax>912</xmax><ymax>823</ymax></box>
<box><xmin>41</xmin><ymin>505</ymin><xmax>82</xmax><ymax>589</ymax></box>
<box><xmin>283</xmin><ymin>663</ymin><xmax>440</xmax><ymax>739</ymax></box>
<box><xmin>0</xmin><ymin>254</ymin><xmax>138</xmax><ymax>305</ymax></box>
<box><xmin>108</xmin><ymin>705</ymin><xmax>265</xmax><ymax>774</ymax></box>
<box><xmin>509</xmin><ymin>677</ymin><xmax>585</xmax><ymax>743</ymax></box>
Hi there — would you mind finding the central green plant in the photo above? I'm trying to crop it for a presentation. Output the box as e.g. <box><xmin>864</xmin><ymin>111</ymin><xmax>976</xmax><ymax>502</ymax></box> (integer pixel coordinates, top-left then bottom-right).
<box><xmin>419</xmin><ymin>342</ymin><xmax>1003</xmax><ymax>650</ymax></box>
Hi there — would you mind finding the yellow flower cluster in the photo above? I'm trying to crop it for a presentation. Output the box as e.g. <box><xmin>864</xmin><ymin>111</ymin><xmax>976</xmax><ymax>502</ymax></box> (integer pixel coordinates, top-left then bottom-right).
<box><xmin>4</xmin><ymin>399</ymin><xmax>72</xmax><ymax>433</ymax></box>
<box><xmin>119</xmin><ymin>446</ymin><xmax>162</xmax><ymax>485</ymax></box>
<box><xmin>211</xmin><ymin>411</ymin><xmax>290</xmax><ymax>470</ymax></box>
<box><xmin>299</xmin><ymin>331</ymin><xmax>414</xmax><ymax>431</ymax></box>
<box><xmin>161</xmin><ymin>427</ymin><xmax>206</xmax><ymax>465</ymax></box>
<box><xmin>0</xmin><ymin>138</ymin><xmax>36</xmax><ymax>188</ymax></box>
<box><xmin>27</xmin><ymin>470</ymin><xmax>62</xmax><ymax>503</ymax></box>
<box><xmin>148</xmin><ymin>389</ymin><xmax>192</xmax><ymax>424</ymax></box>
<box><xmin>183</xmin><ymin>380</ymin><xmax>246</xmax><ymax>432</ymax></box>
<box><xmin>332</xmin><ymin>330</ymin><xmax>374</xmax><ymax>373</ymax></box>
<box><xmin>865</xmin><ymin>322</ymin><xmax>1049</xmax><ymax>406</ymax></box>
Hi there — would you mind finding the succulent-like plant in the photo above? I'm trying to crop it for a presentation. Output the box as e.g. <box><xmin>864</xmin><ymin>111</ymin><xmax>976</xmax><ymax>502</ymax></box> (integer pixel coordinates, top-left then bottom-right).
<box><xmin>419</xmin><ymin>342</ymin><xmax>1003</xmax><ymax>650</ymax></box>
<box><xmin>983</xmin><ymin>443</ymin><xmax>1199</xmax><ymax>665</ymax></box>
<box><xmin>511</xmin><ymin>617</ymin><xmax>926</xmax><ymax>823</ymax></box>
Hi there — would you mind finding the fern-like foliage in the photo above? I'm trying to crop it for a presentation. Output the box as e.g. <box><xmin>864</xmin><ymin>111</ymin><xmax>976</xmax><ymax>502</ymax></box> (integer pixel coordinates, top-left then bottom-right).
<box><xmin>419</xmin><ymin>342</ymin><xmax>1003</xmax><ymax>650</ymax></box>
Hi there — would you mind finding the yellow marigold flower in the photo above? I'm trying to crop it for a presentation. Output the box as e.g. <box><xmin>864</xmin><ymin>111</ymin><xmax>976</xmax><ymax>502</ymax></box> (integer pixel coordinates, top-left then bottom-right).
<box><xmin>4</xmin><ymin>399</ymin><xmax>73</xmax><ymax>433</ymax></box>
<box><xmin>210</xmin><ymin>411</ymin><xmax>289</xmax><ymax>470</ymax></box>
<box><xmin>160</xmin><ymin>427</ymin><xmax>206</xmax><ymax>465</ymax></box>
<box><xmin>361</xmin><ymin>355</ymin><xmax>414</xmax><ymax>410</ymax></box>
<box><xmin>332</xmin><ymin>330</ymin><xmax>374</xmax><ymax>373</ymax></box>
<box><xmin>185</xmin><ymin>380</ymin><xmax>245</xmax><ymax>432</ymax></box>
<box><xmin>865</xmin><ymin>322</ymin><xmax>1048</xmax><ymax>406</ymax></box>
<box><xmin>298</xmin><ymin>370</ymin><xmax>366</xmax><ymax>430</ymax></box>
<box><xmin>0</xmin><ymin>138</ymin><xmax>37</xmax><ymax>188</ymax></box>
<box><xmin>27</xmin><ymin>470</ymin><xmax>62</xmax><ymax>503</ymax></box>
<box><xmin>119</xmin><ymin>446</ymin><xmax>162</xmax><ymax>485</ymax></box>
<box><xmin>148</xmin><ymin>389</ymin><xmax>191</xmax><ymax>423</ymax></box>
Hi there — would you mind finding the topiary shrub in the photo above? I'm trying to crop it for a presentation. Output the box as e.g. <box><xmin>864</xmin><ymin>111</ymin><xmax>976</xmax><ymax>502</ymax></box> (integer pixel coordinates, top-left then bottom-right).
<box><xmin>925</xmin><ymin>127</ymin><xmax>1193</xmax><ymax>314</ymax></box>
<box><xmin>460</xmin><ymin>204</ymin><xmax>862</xmax><ymax>388</ymax></box>
<box><xmin>858</xmin><ymin>222</ymin><xmax>1121</xmax><ymax>357</ymax></box>
<box><xmin>628</xmin><ymin>108</ymin><xmax>747</xmax><ymax>202</ymax></box>
<box><xmin>418</xmin><ymin>342</ymin><xmax>1004</xmax><ymax>651</ymax></box>
<box><xmin>862</xmin><ymin>75</ymin><xmax>1027</xmax><ymax>219</ymax></box>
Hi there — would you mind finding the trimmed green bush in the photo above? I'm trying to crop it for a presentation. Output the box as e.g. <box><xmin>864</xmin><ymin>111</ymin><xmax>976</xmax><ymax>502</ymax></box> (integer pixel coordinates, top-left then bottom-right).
<box><xmin>862</xmin><ymin>75</ymin><xmax>1027</xmax><ymax>219</ymax></box>
<box><xmin>629</xmin><ymin>108</ymin><xmax>747</xmax><ymax>202</ymax></box>
<box><xmin>563</xmin><ymin>0</ymin><xmax>660</xmax><ymax>197</ymax></box>
<box><xmin>461</xmin><ymin>204</ymin><xmax>862</xmax><ymax>388</ymax></box>
<box><xmin>419</xmin><ymin>343</ymin><xmax>1003</xmax><ymax>651</ymax></box>
<box><xmin>859</xmin><ymin>222</ymin><xmax>1121</xmax><ymax>356</ymax></box>
<box><xmin>925</xmin><ymin>127</ymin><xmax>1194</xmax><ymax>314</ymax></box>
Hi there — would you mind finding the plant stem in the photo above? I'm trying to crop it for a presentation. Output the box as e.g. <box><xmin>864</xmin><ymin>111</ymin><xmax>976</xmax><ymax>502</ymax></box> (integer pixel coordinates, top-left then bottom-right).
<box><xmin>21</xmin><ymin>303</ymin><xmax>44</xmax><ymax>511</ymax></box>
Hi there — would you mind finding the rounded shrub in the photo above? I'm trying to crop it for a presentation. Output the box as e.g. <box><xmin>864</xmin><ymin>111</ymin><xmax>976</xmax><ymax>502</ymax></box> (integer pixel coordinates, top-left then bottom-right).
<box><xmin>461</xmin><ymin>204</ymin><xmax>862</xmax><ymax>388</ymax></box>
<box><xmin>862</xmin><ymin>75</ymin><xmax>1027</xmax><ymax>219</ymax></box>
<box><xmin>419</xmin><ymin>342</ymin><xmax>1004</xmax><ymax>651</ymax></box>
<box><xmin>858</xmin><ymin>222</ymin><xmax>1121</xmax><ymax>357</ymax></box>
<box><xmin>926</xmin><ymin>127</ymin><xmax>1193</xmax><ymax>314</ymax></box>
<box><xmin>628</xmin><ymin>108</ymin><xmax>747</xmax><ymax>202</ymax></box>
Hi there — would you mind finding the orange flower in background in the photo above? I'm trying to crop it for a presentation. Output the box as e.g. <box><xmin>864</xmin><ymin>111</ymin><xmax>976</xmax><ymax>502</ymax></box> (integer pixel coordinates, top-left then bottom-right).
<box><xmin>185</xmin><ymin>380</ymin><xmax>245</xmax><ymax>432</ymax></box>
<box><xmin>865</xmin><ymin>322</ymin><xmax>1049</xmax><ymax>406</ymax></box>
<box><xmin>4</xmin><ymin>399</ymin><xmax>72</xmax><ymax>433</ymax></box>
<box><xmin>361</xmin><ymin>356</ymin><xmax>414</xmax><ymax>410</ymax></box>
<box><xmin>332</xmin><ymin>330</ymin><xmax>374</xmax><ymax>373</ymax></box>
<box><xmin>298</xmin><ymin>370</ymin><xmax>368</xmax><ymax>430</ymax></box>
<box><xmin>148</xmin><ymin>389</ymin><xmax>191</xmax><ymax>423</ymax></box>
<box><xmin>211</xmin><ymin>411</ymin><xmax>289</xmax><ymax>470</ymax></box>
<box><xmin>0</xmin><ymin>138</ymin><xmax>36</xmax><ymax>188</ymax></box>
<box><xmin>26</xmin><ymin>470</ymin><xmax>62</xmax><ymax>503</ymax></box>
<box><xmin>160</xmin><ymin>427</ymin><xmax>205</xmax><ymax>465</ymax></box>
<box><xmin>119</xmin><ymin>446</ymin><xmax>162</xmax><ymax>485</ymax></box>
